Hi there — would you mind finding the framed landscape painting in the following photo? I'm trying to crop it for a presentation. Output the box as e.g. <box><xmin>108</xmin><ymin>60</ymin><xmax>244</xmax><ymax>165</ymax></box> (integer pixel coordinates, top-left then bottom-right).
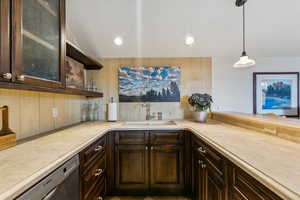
<box><xmin>119</xmin><ymin>66</ymin><xmax>181</xmax><ymax>102</ymax></box>
<box><xmin>253</xmin><ymin>72</ymin><xmax>299</xmax><ymax>117</ymax></box>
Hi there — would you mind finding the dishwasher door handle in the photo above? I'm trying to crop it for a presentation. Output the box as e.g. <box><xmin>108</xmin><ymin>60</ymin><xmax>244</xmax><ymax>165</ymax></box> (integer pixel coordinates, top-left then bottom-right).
<box><xmin>42</xmin><ymin>188</ymin><xmax>57</xmax><ymax>200</ymax></box>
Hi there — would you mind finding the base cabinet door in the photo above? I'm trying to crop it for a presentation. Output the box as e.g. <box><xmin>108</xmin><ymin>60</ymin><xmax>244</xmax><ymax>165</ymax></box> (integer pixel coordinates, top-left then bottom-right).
<box><xmin>194</xmin><ymin>159</ymin><xmax>205</xmax><ymax>200</ymax></box>
<box><xmin>204</xmin><ymin>163</ymin><xmax>227</xmax><ymax>200</ymax></box>
<box><xmin>115</xmin><ymin>144</ymin><xmax>149</xmax><ymax>194</ymax></box>
<box><xmin>150</xmin><ymin>145</ymin><xmax>185</xmax><ymax>194</ymax></box>
<box><xmin>192</xmin><ymin>149</ymin><xmax>205</xmax><ymax>200</ymax></box>
<box><xmin>230</xmin><ymin>165</ymin><xmax>283</xmax><ymax>200</ymax></box>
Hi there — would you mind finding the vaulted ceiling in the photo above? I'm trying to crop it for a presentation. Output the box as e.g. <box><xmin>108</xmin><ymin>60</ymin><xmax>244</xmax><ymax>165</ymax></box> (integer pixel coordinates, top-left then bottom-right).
<box><xmin>66</xmin><ymin>0</ymin><xmax>300</xmax><ymax>58</ymax></box>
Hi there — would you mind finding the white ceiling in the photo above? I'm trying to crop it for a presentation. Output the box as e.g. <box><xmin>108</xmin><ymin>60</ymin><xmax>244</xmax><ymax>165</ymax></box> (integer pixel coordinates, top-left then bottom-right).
<box><xmin>66</xmin><ymin>0</ymin><xmax>300</xmax><ymax>58</ymax></box>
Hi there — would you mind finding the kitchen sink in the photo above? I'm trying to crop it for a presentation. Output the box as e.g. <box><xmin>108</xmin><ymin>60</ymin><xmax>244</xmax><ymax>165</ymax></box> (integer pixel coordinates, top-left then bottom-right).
<box><xmin>124</xmin><ymin>120</ymin><xmax>177</xmax><ymax>126</ymax></box>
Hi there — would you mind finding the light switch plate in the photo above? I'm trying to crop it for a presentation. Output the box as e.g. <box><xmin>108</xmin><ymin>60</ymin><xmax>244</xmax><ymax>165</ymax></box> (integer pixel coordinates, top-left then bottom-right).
<box><xmin>52</xmin><ymin>108</ymin><xmax>59</xmax><ymax>118</ymax></box>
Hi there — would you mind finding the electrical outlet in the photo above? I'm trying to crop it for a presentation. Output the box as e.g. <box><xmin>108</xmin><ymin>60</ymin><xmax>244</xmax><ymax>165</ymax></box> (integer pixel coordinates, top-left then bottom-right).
<box><xmin>52</xmin><ymin>108</ymin><xmax>59</xmax><ymax>118</ymax></box>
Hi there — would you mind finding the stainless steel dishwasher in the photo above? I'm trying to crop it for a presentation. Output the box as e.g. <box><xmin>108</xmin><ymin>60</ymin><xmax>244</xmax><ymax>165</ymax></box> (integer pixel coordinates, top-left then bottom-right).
<box><xmin>17</xmin><ymin>155</ymin><xmax>80</xmax><ymax>200</ymax></box>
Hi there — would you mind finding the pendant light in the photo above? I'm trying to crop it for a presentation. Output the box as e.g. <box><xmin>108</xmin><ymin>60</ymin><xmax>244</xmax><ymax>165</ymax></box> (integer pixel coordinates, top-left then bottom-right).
<box><xmin>234</xmin><ymin>1</ymin><xmax>256</xmax><ymax>68</ymax></box>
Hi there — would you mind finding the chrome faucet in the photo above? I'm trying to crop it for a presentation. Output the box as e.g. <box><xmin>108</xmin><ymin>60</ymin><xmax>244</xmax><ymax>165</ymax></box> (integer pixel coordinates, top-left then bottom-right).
<box><xmin>142</xmin><ymin>103</ymin><xmax>156</xmax><ymax>120</ymax></box>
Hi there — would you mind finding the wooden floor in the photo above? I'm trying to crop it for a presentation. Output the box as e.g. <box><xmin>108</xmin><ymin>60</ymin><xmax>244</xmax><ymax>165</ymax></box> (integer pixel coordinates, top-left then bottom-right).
<box><xmin>105</xmin><ymin>197</ymin><xmax>191</xmax><ymax>200</ymax></box>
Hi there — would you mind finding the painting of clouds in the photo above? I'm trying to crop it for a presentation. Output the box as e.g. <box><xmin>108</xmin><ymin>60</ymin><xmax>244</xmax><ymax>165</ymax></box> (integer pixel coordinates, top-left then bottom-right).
<box><xmin>119</xmin><ymin>66</ymin><xmax>181</xmax><ymax>102</ymax></box>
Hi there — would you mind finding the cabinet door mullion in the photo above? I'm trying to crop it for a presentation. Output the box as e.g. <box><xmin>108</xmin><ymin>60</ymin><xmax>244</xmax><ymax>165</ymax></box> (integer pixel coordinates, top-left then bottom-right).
<box><xmin>0</xmin><ymin>0</ymin><xmax>10</xmax><ymax>82</ymax></box>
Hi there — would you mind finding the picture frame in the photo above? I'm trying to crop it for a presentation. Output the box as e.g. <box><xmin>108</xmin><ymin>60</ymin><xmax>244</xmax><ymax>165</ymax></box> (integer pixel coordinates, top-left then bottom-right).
<box><xmin>118</xmin><ymin>66</ymin><xmax>181</xmax><ymax>102</ymax></box>
<box><xmin>65</xmin><ymin>56</ymin><xmax>86</xmax><ymax>90</ymax></box>
<box><xmin>253</xmin><ymin>72</ymin><xmax>299</xmax><ymax>117</ymax></box>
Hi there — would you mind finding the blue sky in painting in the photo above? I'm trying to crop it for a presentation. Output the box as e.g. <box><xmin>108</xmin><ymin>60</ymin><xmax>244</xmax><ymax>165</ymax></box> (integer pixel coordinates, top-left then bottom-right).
<box><xmin>119</xmin><ymin>66</ymin><xmax>180</xmax><ymax>96</ymax></box>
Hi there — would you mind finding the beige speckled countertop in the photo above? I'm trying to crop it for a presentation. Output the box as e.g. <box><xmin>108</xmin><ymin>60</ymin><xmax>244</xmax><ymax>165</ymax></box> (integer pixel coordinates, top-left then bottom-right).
<box><xmin>0</xmin><ymin>120</ymin><xmax>300</xmax><ymax>200</ymax></box>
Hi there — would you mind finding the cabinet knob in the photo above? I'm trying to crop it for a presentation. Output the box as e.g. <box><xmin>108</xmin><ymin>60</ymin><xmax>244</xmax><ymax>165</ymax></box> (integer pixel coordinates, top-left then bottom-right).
<box><xmin>146</xmin><ymin>146</ymin><xmax>148</xmax><ymax>150</ymax></box>
<box><xmin>198</xmin><ymin>146</ymin><xmax>206</xmax><ymax>154</ymax></box>
<box><xmin>94</xmin><ymin>168</ymin><xmax>103</xmax><ymax>176</ymax></box>
<box><xmin>151</xmin><ymin>146</ymin><xmax>154</xmax><ymax>150</ymax></box>
<box><xmin>94</xmin><ymin>145</ymin><xmax>103</xmax><ymax>152</ymax></box>
<box><xmin>97</xmin><ymin>196</ymin><xmax>103</xmax><ymax>200</ymax></box>
<box><xmin>2</xmin><ymin>73</ymin><xmax>12</xmax><ymax>80</ymax></box>
<box><xmin>17</xmin><ymin>75</ymin><xmax>25</xmax><ymax>81</ymax></box>
<box><xmin>198</xmin><ymin>160</ymin><xmax>203</xmax><ymax>165</ymax></box>
<box><xmin>201</xmin><ymin>163</ymin><xmax>207</xmax><ymax>169</ymax></box>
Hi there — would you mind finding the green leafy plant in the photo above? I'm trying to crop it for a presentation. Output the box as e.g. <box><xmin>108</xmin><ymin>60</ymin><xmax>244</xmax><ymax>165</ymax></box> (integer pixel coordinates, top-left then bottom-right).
<box><xmin>188</xmin><ymin>93</ymin><xmax>213</xmax><ymax>112</ymax></box>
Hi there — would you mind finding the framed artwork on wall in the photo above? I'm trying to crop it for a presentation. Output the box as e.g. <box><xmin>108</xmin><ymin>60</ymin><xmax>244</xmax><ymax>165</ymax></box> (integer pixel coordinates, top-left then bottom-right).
<box><xmin>65</xmin><ymin>56</ymin><xmax>86</xmax><ymax>89</ymax></box>
<box><xmin>118</xmin><ymin>66</ymin><xmax>181</xmax><ymax>102</ymax></box>
<box><xmin>253</xmin><ymin>72</ymin><xmax>299</xmax><ymax>117</ymax></box>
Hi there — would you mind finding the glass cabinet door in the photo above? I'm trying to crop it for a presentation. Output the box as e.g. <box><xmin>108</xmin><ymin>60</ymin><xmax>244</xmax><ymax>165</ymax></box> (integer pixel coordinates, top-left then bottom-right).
<box><xmin>0</xmin><ymin>0</ymin><xmax>10</xmax><ymax>82</ymax></box>
<box><xmin>12</xmin><ymin>0</ymin><xmax>65</xmax><ymax>88</ymax></box>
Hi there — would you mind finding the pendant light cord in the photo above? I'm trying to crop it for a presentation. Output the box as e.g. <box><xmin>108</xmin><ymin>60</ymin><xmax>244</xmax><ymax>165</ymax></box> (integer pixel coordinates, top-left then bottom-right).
<box><xmin>242</xmin><ymin>5</ymin><xmax>246</xmax><ymax>56</ymax></box>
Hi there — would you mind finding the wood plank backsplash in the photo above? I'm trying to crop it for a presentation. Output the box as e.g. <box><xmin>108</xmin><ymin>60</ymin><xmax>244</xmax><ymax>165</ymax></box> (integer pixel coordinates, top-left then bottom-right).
<box><xmin>0</xmin><ymin>89</ymin><xmax>86</xmax><ymax>140</ymax></box>
<box><xmin>87</xmin><ymin>57</ymin><xmax>212</xmax><ymax>121</ymax></box>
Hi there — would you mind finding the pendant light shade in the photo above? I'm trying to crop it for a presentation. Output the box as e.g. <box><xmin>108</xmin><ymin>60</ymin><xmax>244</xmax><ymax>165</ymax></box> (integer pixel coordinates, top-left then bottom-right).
<box><xmin>234</xmin><ymin>52</ymin><xmax>256</xmax><ymax>68</ymax></box>
<box><xmin>234</xmin><ymin>3</ymin><xmax>255</xmax><ymax>68</ymax></box>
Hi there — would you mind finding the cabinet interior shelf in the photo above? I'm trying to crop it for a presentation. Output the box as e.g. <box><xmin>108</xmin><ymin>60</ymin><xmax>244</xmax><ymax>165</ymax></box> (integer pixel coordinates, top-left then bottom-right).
<box><xmin>66</xmin><ymin>41</ymin><xmax>103</xmax><ymax>70</ymax></box>
<box><xmin>37</xmin><ymin>0</ymin><xmax>57</xmax><ymax>17</ymax></box>
<box><xmin>23</xmin><ymin>29</ymin><xmax>57</xmax><ymax>51</ymax></box>
<box><xmin>0</xmin><ymin>81</ymin><xmax>103</xmax><ymax>98</ymax></box>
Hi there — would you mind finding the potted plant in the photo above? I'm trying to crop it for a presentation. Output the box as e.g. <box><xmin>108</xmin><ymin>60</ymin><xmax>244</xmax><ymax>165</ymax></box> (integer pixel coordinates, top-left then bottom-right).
<box><xmin>188</xmin><ymin>93</ymin><xmax>213</xmax><ymax>122</ymax></box>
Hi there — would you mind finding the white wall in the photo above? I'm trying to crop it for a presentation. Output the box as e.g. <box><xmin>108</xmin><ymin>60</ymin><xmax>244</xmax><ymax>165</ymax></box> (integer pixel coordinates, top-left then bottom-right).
<box><xmin>212</xmin><ymin>57</ymin><xmax>300</xmax><ymax>113</ymax></box>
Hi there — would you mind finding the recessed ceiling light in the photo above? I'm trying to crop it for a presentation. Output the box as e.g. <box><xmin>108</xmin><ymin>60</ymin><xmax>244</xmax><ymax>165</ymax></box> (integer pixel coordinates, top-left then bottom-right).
<box><xmin>185</xmin><ymin>35</ymin><xmax>195</xmax><ymax>46</ymax></box>
<box><xmin>114</xmin><ymin>37</ymin><xmax>123</xmax><ymax>46</ymax></box>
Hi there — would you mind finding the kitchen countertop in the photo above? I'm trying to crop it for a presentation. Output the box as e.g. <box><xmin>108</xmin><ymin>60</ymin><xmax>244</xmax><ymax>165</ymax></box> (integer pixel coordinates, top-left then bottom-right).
<box><xmin>0</xmin><ymin>120</ymin><xmax>300</xmax><ymax>200</ymax></box>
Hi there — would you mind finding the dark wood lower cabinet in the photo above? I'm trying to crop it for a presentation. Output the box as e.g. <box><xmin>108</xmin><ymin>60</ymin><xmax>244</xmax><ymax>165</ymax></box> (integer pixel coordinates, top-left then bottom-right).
<box><xmin>78</xmin><ymin>130</ymin><xmax>284</xmax><ymax>200</ymax></box>
<box><xmin>150</xmin><ymin>145</ymin><xmax>185</xmax><ymax>194</ymax></box>
<box><xmin>80</xmin><ymin>135</ymin><xmax>107</xmax><ymax>200</ymax></box>
<box><xmin>205</xmin><ymin>163</ymin><xmax>227</xmax><ymax>200</ymax></box>
<box><xmin>111</xmin><ymin>131</ymin><xmax>186</xmax><ymax>195</ymax></box>
<box><xmin>192</xmin><ymin>150</ymin><xmax>205</xmax><ymax>200</ymax></box>
<box><xmin>114</xmin><ymin>144</ymin><xmax>149</xmax><ymax>193</ymax></box>
<box><xmin>192</xmin><ymin>145</ymin><xmax>227</xmax><ymax>200</ymax></box>
<box><xmin>230</xmin><ymin>164</ymin><xmax>283</xmax><ymax>200</ymax></box>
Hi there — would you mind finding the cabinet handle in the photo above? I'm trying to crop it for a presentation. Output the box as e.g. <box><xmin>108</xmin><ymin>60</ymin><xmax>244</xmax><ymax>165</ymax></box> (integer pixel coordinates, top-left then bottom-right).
<box><xmin>198</xmin><ymin>146</ymin><xmax>206</xmax><ymax>154</ymax></box>
<box><xmin>151</xmin><ymin>146</ymin><xmax>154</xmax><ymax>150</ymax></box>
<box><xmin>2</xmin><ymin>73</ymin><xmax>12</xmax><ymax>80</ymax></box>
<box><xmin>94</xmin><ymin>168</ymin><xmax>103</xmax><ymax>176</ymax></box>
<box><xmin>145</xmin><ymin>146</ymin><xmax>148</xmax><ymax>150</ymax></box>
<box><xmin>17</xmin><ymin>75</ymin><xmax>25</xmax><ymax>81</ymax></box>
<box><xmin>97</xmin><ymin>196</ymin><xmax>103</xmax><ymax>200</ymax></box>
<box><xmin>94</xmin><ymin>145</ymin><xmax>103</xmax><ymax>152</ymax></box>
<box><xmin>201</xmin><ymin>163</ymin><xmax>207</xmax><ymax>169</ymax></box>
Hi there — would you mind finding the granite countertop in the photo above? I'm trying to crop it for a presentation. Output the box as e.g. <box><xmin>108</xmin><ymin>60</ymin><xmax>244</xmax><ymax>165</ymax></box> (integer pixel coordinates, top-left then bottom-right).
<box><xmin>0</xmin><ymin>120</ymin><xmax>300</xmax><ymax>200</ymax></box>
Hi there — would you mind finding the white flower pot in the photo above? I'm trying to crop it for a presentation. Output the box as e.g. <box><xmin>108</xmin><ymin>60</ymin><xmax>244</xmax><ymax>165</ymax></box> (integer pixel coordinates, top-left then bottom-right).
<box><xmin>193</xmin><ymin>111</ymin><xmax>208</xmax><ymax>122</ymax></box>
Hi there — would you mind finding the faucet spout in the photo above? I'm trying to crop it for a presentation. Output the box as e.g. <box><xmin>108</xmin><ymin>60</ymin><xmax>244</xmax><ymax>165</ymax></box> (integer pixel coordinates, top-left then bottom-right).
<box><xmin>143</xmin><ymin>103</ymin><xmax>156</xmax><ymax>120</ymax></box>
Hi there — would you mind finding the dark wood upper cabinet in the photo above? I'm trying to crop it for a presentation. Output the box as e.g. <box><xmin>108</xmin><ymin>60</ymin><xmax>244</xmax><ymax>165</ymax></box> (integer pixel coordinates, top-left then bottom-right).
<box><xmin>150</xmin><ymin>144</ymin><xmax>185</xmax><ymax>194</ymax></box>
<box><xmin>12</xmin><ymin>0</ymin><xmax>65</xmax><ymax>88</ymax></box>
<box><xmin>0</xmin><ymin>0</ymin><xmax>10</xmax><ymax>82</ymax></box>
